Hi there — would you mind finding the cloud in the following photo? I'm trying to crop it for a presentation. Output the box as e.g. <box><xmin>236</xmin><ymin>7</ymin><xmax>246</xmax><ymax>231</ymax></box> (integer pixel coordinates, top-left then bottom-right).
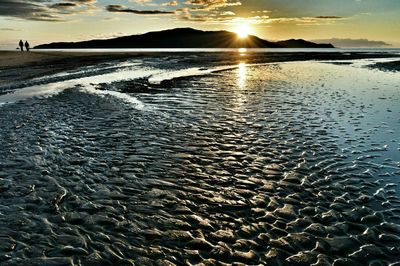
<box><xmin>131</xmin><ymin>0</ymin><xmax>153</xmax><ymax>4</ymax></box>
<box><xmin>0</xmin><ymin>0</ymin><xmax>348</xmax><ymax>27</ymax></box>
<box><xmin>251</xmin><ymin>10</ymin><xmax>270</xmax><ymax>14</ymax></box>
<box><xmin>0</xmin><ymin>27</ymin><xmax>21</xmax><ymax>31</ymax></box>
<box><xmin>171</xmin><ymin>8</ymin><xmax>344</xmax><ymax>26</ymax></box>
<box><xmin>162</xmin><ymin>1</ymin><xmax>178</xmax><ymax>6</ymax></box>
<box><xmin>175</xmin><ymin>7</ymin><xmax>207</xmax><ymax>21</ymax></box>
<box><xmin>314</xmin><ymin>16</ymin><xmax>343</xmax><ymax>19</ymax></box>
<box><xmin>70</xmin><ymin>0</ymin><xmax>96</xmax><ymax>3</ymax></box>
<box><xmin>220</xmin><ymin>11</ymin><xmax>235</xmax><ymax>16</ymax></box>
<box><xmin>49</xmin><ymin>3</ymin><xmax>78</xmax><ymax>9</ymax></box>
<box><xmin>106</xmin><ymin>5</ymin><xmax>175</xmax><ymax>15</ymax></box>
<box><xmin>79</xmin><ymin>32</ymin><xmax>127</xmax><ymax>40</ymax></box>
<box><xmin>0</xmin><ymin>0</ymin><xmax>96</xmax><ymax>21</ymax></box>
<box><xmin>184</xmin><ymin>0</ymin><xmax>241</xmax><ymax>10</ymax></box>
<box><xmin>164</xmin><ymin>2</ymin><xmax>344</xmax><ymax>26</ymax></box>
<box><xmin>312</xmin><ymin>38</ymin><xmax>391</xmax><ymax>48</ymax></box>
<box><xmin>0</xmin><ymin>0</ymin><xmax>53</xmax><ymax>21</ymax></box>
<box><xmin>265</xmin><ymin>16</ymin><xmax>344</xmax><ymax>26</ymax></box>
<box><xmin>102</xmin><ymin>17</ymin><xmax>119</xmax><ymax>21</ymax></box>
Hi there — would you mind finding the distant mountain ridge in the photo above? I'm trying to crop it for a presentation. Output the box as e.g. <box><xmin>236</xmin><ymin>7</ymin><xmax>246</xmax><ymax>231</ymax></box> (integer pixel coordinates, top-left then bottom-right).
<box><xmin>35</xmin><ymin>28</ymin><xmax>334</xmax><ymax>49</ymax></box>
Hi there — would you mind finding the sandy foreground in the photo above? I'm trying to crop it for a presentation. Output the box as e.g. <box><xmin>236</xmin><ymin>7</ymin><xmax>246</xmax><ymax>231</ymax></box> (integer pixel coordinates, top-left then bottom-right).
<box><xmin>0</xmin><ymin>56</ymin><xmax>399</xmax><ymax>264</ymax></box>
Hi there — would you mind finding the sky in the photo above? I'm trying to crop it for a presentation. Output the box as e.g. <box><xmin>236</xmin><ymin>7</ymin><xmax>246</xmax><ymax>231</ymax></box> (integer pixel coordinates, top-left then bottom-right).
<box><xmin>1</xmin><ymin>0</ymin><xmax>400</xmax><ymax>49</ymax></box>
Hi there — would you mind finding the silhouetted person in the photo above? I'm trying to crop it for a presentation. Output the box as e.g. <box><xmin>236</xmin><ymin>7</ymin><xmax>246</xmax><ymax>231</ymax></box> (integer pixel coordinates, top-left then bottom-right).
<box><xmin>25</xmin><ymin>41</ymin><xmax>30</xmax><ymax>52</ymax></box>
<box><xmin>19</xmin><ymin>40</ymin><xmax>23</xmax><ymax>51</ymax></box>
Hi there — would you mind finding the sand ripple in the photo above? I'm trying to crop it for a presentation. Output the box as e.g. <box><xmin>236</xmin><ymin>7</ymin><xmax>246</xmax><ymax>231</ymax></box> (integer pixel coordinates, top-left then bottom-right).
<box><xmin>0</xmin><ymin>59</ymin><xmax>399</xmax><ymax>265</ymax></box>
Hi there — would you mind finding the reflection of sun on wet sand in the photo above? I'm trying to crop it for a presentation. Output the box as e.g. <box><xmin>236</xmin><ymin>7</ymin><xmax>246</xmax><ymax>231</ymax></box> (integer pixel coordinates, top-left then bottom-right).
<box><xmin>0</xmin><ymin>56</ymin><xmax>400</xmax><ymax>265</ymax></box>
<box><xmin>0</xmin><ymin>49</ymin><xmax>400</xmax><ymax>264</ymax></box>
<box><xmin>1</xmin><ymin>50</ymin><xmax>399</xmax><ymax>87</ymax></box>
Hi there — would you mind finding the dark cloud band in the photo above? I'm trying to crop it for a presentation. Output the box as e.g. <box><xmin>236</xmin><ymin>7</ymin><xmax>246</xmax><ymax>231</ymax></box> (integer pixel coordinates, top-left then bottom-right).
<box><xmin>314</xmin><ymin>16</ymin><xmax>343</xmax><ymax>19</ymax></box>
<box><xmin>0</xmin><ymin>0</ymin><xmax>95</xmax><ymax>21</ymax></box>
<box><xmin>50</xmin><ymin>3</ymin><xmax>78</xmax><ymax>9</ymax></box>
<box><xmin>106</xmin><ymin>5</ymin><xmax>175</xmax><ymax>15</ymax></box>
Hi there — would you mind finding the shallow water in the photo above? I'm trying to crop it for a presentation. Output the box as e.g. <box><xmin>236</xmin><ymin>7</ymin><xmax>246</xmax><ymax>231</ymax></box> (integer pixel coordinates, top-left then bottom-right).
<box><xmin>33</xmin><ymin>48</ymin><xmax>400</xmax><ymax>54</ymax></box>
<box><xmin>0</xmin><ymin>54</ymin><xmax>400</xmax><ymax>265</ymax></box>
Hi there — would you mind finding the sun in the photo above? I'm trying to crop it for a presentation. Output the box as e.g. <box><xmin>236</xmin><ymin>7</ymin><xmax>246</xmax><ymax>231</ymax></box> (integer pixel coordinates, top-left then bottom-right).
<box><xmin>235</xmin><ymin>24</ymin><xmax>250</xmax><ymax>39</ymax></box>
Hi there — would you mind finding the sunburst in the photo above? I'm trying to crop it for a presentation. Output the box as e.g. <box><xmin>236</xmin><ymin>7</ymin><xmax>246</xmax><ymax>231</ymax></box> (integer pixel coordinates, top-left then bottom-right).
<box><xmin>235</xmin><ymin>23</ymin><xmax>250</xmax><ymax>39</ymax></box>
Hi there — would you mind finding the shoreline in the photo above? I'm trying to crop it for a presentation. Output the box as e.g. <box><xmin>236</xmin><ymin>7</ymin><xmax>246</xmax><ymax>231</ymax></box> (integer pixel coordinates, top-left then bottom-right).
<box><xmin>0</xmin><ymin>51</ymin><xmax>143</xmax><ymax>86</ymax></box>
<box><xmin>0</xmin><ymin>50</ymin><xmax>399</xmax><ymax>87</ymax></box>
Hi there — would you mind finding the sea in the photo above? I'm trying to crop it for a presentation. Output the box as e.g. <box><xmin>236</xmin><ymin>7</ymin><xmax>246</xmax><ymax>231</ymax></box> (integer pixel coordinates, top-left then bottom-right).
<box><xmin>0</xmin><ymin>49</ymin><xmax>399</xmax><ymax>265</ymax></box>
<box><xmin>33</xmin><ymin>48</ymin><xmax>400</xmax><ymax>53</ymax></box>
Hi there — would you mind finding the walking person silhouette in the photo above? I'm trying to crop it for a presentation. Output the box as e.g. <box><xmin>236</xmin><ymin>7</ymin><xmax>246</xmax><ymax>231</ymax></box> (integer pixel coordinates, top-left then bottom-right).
<box><xmin>19</xmin><ymin>40</ymin><xmax>24</xmax><ymax>51</ymax></box>
<box><xmin>25</xmin><ymin>41</ymin><xmax>30</xmax><ymax>52</ymax></box>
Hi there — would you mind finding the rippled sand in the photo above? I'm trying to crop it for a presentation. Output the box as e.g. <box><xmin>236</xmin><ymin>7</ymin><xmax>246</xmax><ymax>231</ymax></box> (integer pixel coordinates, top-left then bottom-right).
<box><xmin>0</xmin><ymin>54</ymin><xmax>400</xmax><ymax>265</ymax></box>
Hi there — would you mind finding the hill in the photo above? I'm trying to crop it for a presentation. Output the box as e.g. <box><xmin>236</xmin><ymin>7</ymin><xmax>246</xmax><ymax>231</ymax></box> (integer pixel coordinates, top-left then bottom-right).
<box><xmin>35</xmin><ymin>28</ymin><xmax>334</xmax><ymax>49</ymax></box>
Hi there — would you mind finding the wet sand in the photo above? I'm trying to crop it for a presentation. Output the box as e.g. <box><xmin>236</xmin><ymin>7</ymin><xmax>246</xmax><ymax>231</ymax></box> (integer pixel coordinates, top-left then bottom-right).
<box><xmin>1</xmin><ymin>50</ymin><xmax>399</xmax><ymax>87</ymax></box>
<box><xmin>0</xmin><ymin>51</ymin><xmax>140</xmax><ymax>86</ymax></box>
<box><xmin>0</xmin><ymin>53</ymin><xmax>400</xmax><ymax>265</ymax></box>
<box><xmin>369</xmin><ymin>60</ymin><xmax>400</xmax><ymax>72</ymax></box>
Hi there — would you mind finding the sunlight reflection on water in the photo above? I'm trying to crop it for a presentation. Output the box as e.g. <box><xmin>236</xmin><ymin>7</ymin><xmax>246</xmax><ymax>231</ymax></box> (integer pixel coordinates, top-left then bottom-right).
<box><xmin>231</xmin><ymin>62</ymin><xmax>248</xmax><ymax>112</ymax></box>
<box><xmin>237</xmin><ymin>62</ymin><xmax>247</xmax><ymax>89</ymax></box>
<box><xmin>0</xmin><ymin>56</ymin><xmax>400</xmax><ymax>265</ymax></box>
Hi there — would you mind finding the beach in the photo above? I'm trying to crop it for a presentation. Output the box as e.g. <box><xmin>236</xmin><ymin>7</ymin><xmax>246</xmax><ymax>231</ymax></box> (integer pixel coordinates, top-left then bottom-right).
<box><xmin>0</xmin><ymin>51</ymin><xmax>142</xmax><ymax>87</ymax></box>
<box><xmin>0</xmin><ymin>50</ymin><xmax>400</xmax><ymax>265</ymax></box>
<box><xmin>1</xmin><ymin>50</ymin><xmax>399</xmax><ymax>87</ymax></box>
